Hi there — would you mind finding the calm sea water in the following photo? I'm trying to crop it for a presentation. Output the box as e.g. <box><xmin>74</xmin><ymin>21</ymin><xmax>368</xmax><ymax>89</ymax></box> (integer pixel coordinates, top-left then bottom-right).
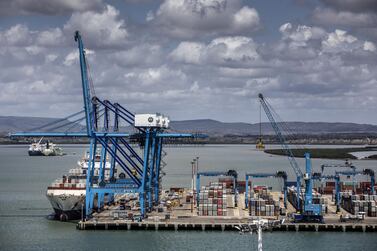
<box><xmin>0</xmin><ymin>144</ymin><xmax>376</xmax><ymax>251</ymax></box>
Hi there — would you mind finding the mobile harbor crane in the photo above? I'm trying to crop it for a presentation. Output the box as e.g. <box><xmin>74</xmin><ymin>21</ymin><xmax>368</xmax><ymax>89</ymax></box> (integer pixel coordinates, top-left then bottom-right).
<box><xmin>258</xmin><ymin>93</ymin><xmax>323</xmax><ymax>223</ymax></box>
<box><xmin>245</xmin><ymin>171</ymin><xmax>288</xmax><ymax>209</ymax></box>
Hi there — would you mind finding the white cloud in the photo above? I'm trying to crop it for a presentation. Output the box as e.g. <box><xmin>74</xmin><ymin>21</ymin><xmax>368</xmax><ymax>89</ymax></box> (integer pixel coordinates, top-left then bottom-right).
<box><xmin>170</xmin><ymin>42</ymin><xmax>205</xmax><ymax>64</ymax></box>
<box><xmin>63</xmin><ymin>5</ymin><xmax>128</xmax><ymax>48</ymax></box>
<box><xmin>233</xmin><ymin>6</ymin><xmax>260</xmax><ymax>31</ymax></box>
<box><xmin>322</xmin><ymin>29</ymin><xmax>361</xmax><ymax>53</ymax></box>
<box><xmin>122</xmin><ymin>65</ymin><xmax>188</xmax><ymax>89</ymax></box>
<box><xmin>279</xmin><ymin>23</ymin><xmax>327</xmax><ymax>43</ymax></box>
<box><xmin>63</xmin><ymin>49</ymin><xmax>95</xmax><ymax>66</ymax></box>
<box><xmin>364</xmin><ymin>41</ymin><xmax>376</xmax><ymax>52</ymax></box>
<box><xmin>206</xmin><ymin>36</ymin><xmax>259</xmax><ymax>64</ymax></box>
<box><xmin>150</xmin><ymin>0</ymin><xmax>260</xmax><ymax>38</ymax></box>
<box><xmin>0</xmin><ymin>24</ymin><xmax>31</xmax><ymax>46</ymax></box>
<box><xmin>111</xmin><ymin>44</ymin><xmax>163</xmax><ymax>67</ymax></box>
<box><xmin>171</xmin><ymin>36</ymin><xmax>259</xmax><ymax>67</ymax></box>
<box><xmin>45</xmin><ymin>54</ymin><xmax>58</xmax><ymax>63</ymax></box>
<box><xmin>36</xmin><ymin>28</ymin><xmax>64</xmax><ymax>47</ymax></box>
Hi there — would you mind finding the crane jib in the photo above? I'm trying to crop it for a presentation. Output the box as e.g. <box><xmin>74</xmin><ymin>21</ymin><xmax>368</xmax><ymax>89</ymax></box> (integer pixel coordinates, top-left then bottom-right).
<box><xmin>258</xmin><ymin>94</ymin><xmax>303</xmax><ymax>178</ymax></box>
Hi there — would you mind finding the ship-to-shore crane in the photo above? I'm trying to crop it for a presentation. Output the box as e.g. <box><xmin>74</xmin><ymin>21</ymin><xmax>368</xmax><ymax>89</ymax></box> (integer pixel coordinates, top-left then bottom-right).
<box><xmin>11</xmin><ymin>31</ymin><xmax>205</xmax><ymax>219</ymax></box>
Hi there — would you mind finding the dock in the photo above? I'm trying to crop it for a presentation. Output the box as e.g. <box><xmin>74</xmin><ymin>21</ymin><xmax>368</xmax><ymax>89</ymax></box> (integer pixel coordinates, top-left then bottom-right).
<box><xmin>77</xmin><ymin>220</ymin><xmax>377</xmax><ymax>232</ymax></box>
<box><xmin>77</xmin><ymin>190</ymin><xmax>377</xmax><ymax>232</ymax></box>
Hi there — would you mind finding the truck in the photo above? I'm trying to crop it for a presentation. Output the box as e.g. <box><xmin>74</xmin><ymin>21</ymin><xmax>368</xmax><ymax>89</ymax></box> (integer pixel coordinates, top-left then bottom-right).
<box><xmin>339</xmin><ymin>212</ymin><xmax>365</xmax><ymax>222</ymax></box>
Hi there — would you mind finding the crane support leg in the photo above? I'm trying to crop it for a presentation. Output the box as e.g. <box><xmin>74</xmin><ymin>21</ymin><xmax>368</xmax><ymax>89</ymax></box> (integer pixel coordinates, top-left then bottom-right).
<box><xmin>140</xmin><ymin>129</ymin><xmax>150</xmax><ymax>217</ymax></box>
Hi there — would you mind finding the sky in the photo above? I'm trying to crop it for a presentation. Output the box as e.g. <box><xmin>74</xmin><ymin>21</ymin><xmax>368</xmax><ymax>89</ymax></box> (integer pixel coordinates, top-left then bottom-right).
<box><xmin>0</xmin><ymin>0</ymin><xmax>376</xmax><ymax>124</ymax></box>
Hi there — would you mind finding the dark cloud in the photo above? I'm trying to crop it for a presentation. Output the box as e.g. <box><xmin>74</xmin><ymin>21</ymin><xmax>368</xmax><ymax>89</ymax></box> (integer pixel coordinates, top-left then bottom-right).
<box><xmin>312</xmin><ymin>7</ymin><xmax>377</xmax><ymax>28</ymax></box>
<box><xmin>320</xmin><ymin>0</ymin><xmax>377</xmax><ymax>13</ymax></box>
<box><xmin>0</xmin><ymin>0</ymin><xmax>104</xmax><ymax>16</ymax></box>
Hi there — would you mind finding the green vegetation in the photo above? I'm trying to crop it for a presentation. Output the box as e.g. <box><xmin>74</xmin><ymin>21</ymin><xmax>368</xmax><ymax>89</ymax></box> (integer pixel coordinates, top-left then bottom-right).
<box><xmin>264</xmin><ymin>147</ymin><xmax>377</xmax><ymax>160</ymax></box>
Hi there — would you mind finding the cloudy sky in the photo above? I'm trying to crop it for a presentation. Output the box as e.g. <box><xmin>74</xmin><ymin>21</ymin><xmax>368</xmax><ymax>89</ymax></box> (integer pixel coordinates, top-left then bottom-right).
<box><xmin>0</xmin><ymin>0</ymin><xmax>376</xmax><ymax>124</ymax></box>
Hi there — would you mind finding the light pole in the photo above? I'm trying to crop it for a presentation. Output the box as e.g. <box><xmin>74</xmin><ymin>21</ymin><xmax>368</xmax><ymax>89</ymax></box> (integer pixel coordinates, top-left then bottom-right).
<box><xmin>193</xmin><ymin>159</ymin><xmax>196</xmax><ymax>207</ymax></box>
<box><xmin>196</xmin><ymin>156</ymin><xmax>199</xmax><ymax>173</ymax></box>
<box><xmin>191</xmin><ymin>161</ymin><xmax>195</xmax><ymax>213</ymax></box>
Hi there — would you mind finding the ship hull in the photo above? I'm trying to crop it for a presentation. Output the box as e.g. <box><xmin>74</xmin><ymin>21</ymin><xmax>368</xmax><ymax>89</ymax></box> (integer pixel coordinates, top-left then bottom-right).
<box><xmin>46</xmin><ymin>189</ymin><xmax>107</xmax><ymax>221</ymax></box>
<box><xmin>28</xmin><ymin>150</ymin><xmax>44</xmax><ymax>156</ymax></box>
<box><xmin>46</xmin><ymin>190</ymin><xmax>85</xmax><ymax>221</ymax></box>
<box><xmin>52</xmin><ymin>208</ymin><xmax>84</xmax><ymax>221</ymax></box>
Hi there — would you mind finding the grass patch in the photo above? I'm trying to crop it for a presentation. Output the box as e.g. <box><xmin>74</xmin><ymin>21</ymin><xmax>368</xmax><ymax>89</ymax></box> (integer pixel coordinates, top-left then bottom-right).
<box><xmin>264</xmin><ymin>147</ymin><xmax>377</xmax><ymax>159</ymax></box>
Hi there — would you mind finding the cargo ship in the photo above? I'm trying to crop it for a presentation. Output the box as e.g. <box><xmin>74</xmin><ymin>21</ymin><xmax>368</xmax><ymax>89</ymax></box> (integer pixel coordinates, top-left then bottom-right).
<box><xmin>46</xmin><ymin>152</ymin><xmax>116</xmax><ymax>221</ymax></box>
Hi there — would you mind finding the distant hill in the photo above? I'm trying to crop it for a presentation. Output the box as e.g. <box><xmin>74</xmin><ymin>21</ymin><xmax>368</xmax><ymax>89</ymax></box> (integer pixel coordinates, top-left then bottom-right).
<box><xmin>0</xmin><ymin>116</ymin><xmax>85</xmax><ymax>135</ymax></box>
<box><xmin>169</xmin><ymin>119</ymin><xmax>377</xmax><ymax>136</ymax></box>
<box><xmin>1</xmin><ymin>116</ymin><xmax>377</xmax><ymax>136</ymax></box>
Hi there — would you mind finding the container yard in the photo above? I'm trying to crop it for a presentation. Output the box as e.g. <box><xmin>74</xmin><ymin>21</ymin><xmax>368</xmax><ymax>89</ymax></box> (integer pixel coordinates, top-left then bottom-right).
<box><xmin>74</xmin><ymin>173</ymin><xmax>377</xmax><ymax>232</ymax></box>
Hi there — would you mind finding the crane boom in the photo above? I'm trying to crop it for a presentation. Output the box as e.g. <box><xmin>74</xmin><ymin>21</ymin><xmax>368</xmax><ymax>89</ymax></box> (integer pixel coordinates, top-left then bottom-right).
<box><xmin>258</xmin><ymin>94</ymin><xmax>302</xmax><ymax>177</ymax></box>
<box><xmin>75</xmin><ymin>31</ymin><xmax>94</xmax><ymax>136</ymax></box>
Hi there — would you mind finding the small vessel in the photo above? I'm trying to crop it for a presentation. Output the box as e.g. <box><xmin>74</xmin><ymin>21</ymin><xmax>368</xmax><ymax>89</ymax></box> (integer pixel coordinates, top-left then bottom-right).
<box><xmin>46</xmin><ymin>152</ymin><xmax>116</xmax><ymax>221</ymax></box>
<box><xmin>28</xmin><ymin>138</ymin><xmax>44</xmax><ymax>156</ymax></box>
<box><xmin>42</xmin><ymin>141</ymin><xmax>64</xmax><ymax>156</ymax></box>
<box><xmin>28</xmin><ymin>138</ymin><xmax>64</xmax><ymax>156</ymax></box>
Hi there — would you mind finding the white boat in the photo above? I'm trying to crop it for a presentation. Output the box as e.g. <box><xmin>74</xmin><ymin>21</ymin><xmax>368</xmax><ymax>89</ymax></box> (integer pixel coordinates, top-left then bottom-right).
<box><xmin>28</xmin><ymin>138</ymin><xmax>64</xmax><ymax>156</ymax></box>
<box><xmin>28</xmin><ymin>138</ymin><xmax>44</xmax><ymax>156</ymax></box>
<box><xmin>42</xmin><ymin>141</ymin><xmax>64</xmax><ymax>156</ymax></box>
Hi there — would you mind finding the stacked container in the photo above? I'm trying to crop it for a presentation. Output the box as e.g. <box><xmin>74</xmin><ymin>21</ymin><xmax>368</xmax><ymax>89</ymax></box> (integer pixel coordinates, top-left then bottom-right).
<box><xmin>340</xmin><ymin>193</ymin><xmax>377</xmax><ymax>217</ymax></box>
<box><xmin>198</xmin><ymin>182</ymin><xmax>229</xmax><ymax>216</ymax></box>
<box><xmin>248</xmin><ymin>188</ymin><xmax>279</xmax><ymax>217</ymax></box>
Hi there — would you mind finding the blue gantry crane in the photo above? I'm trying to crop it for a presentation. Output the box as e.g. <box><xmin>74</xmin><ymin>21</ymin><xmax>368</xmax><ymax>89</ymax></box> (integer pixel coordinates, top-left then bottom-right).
<box><xmin>11</xmin><ymin>31</ymin><xmax>204</xmax><ymax>219</ymax></box>
<box><xmin>245</xmin><ymin>171</ymin><xmax>287</xmax><ymax>209</ymax></box>
<box><xmin>320</xmin><ymin>162</ymin><xmax>358</xmax><ymax>192</ymax></box>
<box><xmin>335</xmin><ymin>169</ymin><xmax>375</xmax><ymax>195</ymax></box>
<box><xmin>312</xmin><ymin>169</ymin><xmax>375</xmax><ymax>213</ymax></box>
<box><xmin>258</xmin><ymin>93</ymin><xmax>323</xmax><ymax>222</ymax></box>
<box><xmin>196</xmin><ymin>170</ymin><xmax>238</xmax><ymax>207</ymax></box>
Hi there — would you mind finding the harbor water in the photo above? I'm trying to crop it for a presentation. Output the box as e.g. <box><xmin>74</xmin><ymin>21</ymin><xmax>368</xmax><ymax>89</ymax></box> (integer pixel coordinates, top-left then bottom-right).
<box><xmin>1</xmin><ymin>144</ymin><xmax>376</xmax><ymax>250</ymax></box>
